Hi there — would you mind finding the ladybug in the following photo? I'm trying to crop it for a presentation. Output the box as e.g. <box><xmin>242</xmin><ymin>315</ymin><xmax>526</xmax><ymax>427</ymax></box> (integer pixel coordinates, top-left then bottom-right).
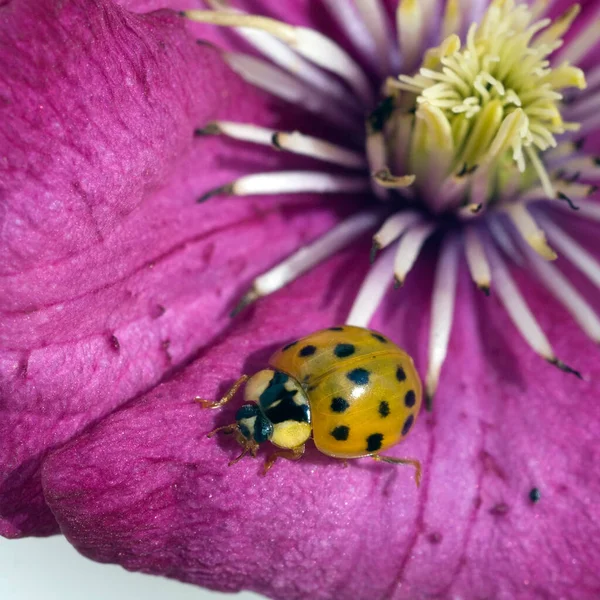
<box><xmin>197</xmin><ymin>325</ymin><xmax>422</xmax><ymax>485</ymax></box>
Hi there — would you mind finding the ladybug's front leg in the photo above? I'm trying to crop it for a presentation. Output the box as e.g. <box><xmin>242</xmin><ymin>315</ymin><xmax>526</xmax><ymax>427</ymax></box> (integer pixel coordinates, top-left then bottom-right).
<box><xmin>263</xmin><ymin>444</ymin><xmax>305</xmax><ymax>475</ymax></box>
<box><xmin>194</xmin><ymin>375</ymin><xmax>249</xmax><ymax>408</ymax></box>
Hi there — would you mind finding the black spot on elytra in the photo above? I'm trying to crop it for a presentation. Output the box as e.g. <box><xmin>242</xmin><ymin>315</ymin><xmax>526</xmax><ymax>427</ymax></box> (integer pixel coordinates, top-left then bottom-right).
<box><xmin>366</xmin><ymin>433</ymin><xmax>383</xmax><ymax>452</ymax></box>
<box><xmin>299</xmin><ymin>345</ymin><xmax>317</xmax><ymax>357</ymax></box>
<box><xmin>328</xmin><ymin>326</ymin><xmax>344</xmax><ymax>331</ymax></box>
<box><xmin>371</xmin><ymin>333</ymin><xmax>387</xmax><ymax>343</ymax></box>
<box><xmin>396</xmin><ymin>366</ymin><xmax>406</xmax><ymax>382</ymax></box>
<box><xmin>347</xmin><ymin>368</ymin><xmax>370</xmax><ymax>385</ymax></box>
<box><xmin>529</xmin><ymin>488</ymin><xmax>541</xmax><ymax>503</ymax></box>
<box><xmin>334</xmin><ymin>343</ymin><xmax>355</xmax><ymax>358</ymax></box>
<box><xmin>404</xmin><ymin>390</ymin><xmax>416</xmax><ymax>407</ymax></box>
<box><xmin>401</xmin><ymin>414</ymin><xmax>414</xmax><ymax>436</ymax></box>
<box><xmin>379</xmin><ymin>401</ymin><xmax>390</xmax><ymax>417</ymax></box>
<box><xmin>331</xmin><ymin>425</ymin><xmax>350</xmax><ymax>441</ymax></box>
<box><xmin>283</xmin><ymin>340</ymin><xmax>298</xmax><ymax>351</ymax></box>
<box><xmin>331</xmin><ymin>397</ymin><xmax>349</xmax><ymax>413</ymax></box>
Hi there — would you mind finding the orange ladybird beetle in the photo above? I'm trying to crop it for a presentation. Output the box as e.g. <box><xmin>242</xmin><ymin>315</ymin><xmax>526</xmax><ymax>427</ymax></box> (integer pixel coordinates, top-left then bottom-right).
<box><xmin>196</xmin><ymin>325</ymin><xmax>422</xmax><ymax>486</ymax></box>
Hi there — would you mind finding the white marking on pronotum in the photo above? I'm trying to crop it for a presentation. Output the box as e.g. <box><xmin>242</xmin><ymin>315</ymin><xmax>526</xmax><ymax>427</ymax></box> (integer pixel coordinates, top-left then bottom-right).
<box><xmin>183</xmin><ymin>10</ymin><xmax>374</xmax><ymax>106</ymax></box>
<box><xmin>231</xmin><ymin>210</ymin><xmax>383</xmax><ymax>316</ymax></box>
<box><xmin>425</xmin><ymin>233</ymin><xmax>460</xmax><ymax>407</ymax></box>
<box><xmin>198</xmin><ymin>171</ymin><xmax>371</xmax><ymax>202</ymax></box>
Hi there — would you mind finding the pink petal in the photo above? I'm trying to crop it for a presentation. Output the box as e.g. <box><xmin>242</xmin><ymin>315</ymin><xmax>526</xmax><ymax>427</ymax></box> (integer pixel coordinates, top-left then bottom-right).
<box><xmin>0</xmin><ymin>0</ymin><xmax>338</xmax><ymax>537</ymax></box>
<box><xmin>42</xmin><ymin>244</ymin><xmax>600</xmax><ymax>599</ymax></box>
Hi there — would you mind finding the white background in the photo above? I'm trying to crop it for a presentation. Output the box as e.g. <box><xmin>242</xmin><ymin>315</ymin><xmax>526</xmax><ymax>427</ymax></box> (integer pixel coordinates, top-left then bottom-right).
<box><xmin>0</xmin><ymin>536</ymin><xmax>263</xmax><ymax>600</ymax></box>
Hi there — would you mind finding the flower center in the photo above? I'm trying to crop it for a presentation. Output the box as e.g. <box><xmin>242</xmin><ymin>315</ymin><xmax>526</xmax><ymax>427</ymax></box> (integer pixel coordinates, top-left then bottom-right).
<box><xmin>375</xmin><ymin>0</ymin><xmax>586</xmax><ymax>215</ymax></box>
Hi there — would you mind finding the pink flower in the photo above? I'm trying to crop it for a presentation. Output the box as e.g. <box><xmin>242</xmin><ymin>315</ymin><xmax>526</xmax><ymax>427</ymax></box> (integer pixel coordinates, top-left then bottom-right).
<box><xmin>3</xmin><ymin>0</ymin><xmax>600</xmax><ymax>598</ymax></box>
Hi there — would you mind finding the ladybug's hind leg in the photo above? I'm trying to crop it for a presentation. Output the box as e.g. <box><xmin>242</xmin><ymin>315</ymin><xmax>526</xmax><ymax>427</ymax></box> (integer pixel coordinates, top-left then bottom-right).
<box><xmin>263</xmin><ymin>444</ymin><xmax>305</xmax><ymax>475</ymax></box>
<box><xmin>371</xmin><ymin>455</ymin><xmax>422</xmax><ymax>488</ymax></box>
<box><xmin>195</xmin><ymin>375</ymin><xmax>249</xmax><ymax>409</ymax></box>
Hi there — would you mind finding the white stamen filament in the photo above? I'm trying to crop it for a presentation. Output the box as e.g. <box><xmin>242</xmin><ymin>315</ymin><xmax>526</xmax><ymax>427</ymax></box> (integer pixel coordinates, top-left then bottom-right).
<box><xmin>503</xmin><ymin>203</ymin><xmax>557</xmax><ymax>260</ymax></box>
<box><xmin>373</xmin><ymin>211</ymin><xmax>423</xmax><ymax>251</ymax></box>
<box><xmin>222</xmin><ymin>52</ymin><xmax>358</xmax><ymax>129</ymax></box>
<box><xmin>347</xmin><ymin>246</ymin><xmax>395</xmax><ymax>327</ymax></box>
<box><xmin>355</xmin><ymin>0</ymin><xmax>393</xmax><ymax>76</ymax></box>
<box><xmin>397</xmin><ymin>0</ymin><xmax>425</xmax><ymax>73</ymax></box>
<box><xmin>441</xmin><ymin>0</ymin><xmax>462</xmax><ymax>39</ymax></box>
<box><xmin>553</xmin><ymin>16</ymin><xmax>600</xmax><ymax>66</ymax></box>
<box><xmin>484</xmin><ymin>238</ymin><xmax>558</xmax><ymax>364</ymax></box>
<box><xmin>393</xmin><ymin>222</ymin><xmax>436</xmax><ymax>286</ymax></box>
<box><xmin>464</xmin><ymin>226</ymin><xmax>491</xmax><ymax>293</ymax></box>
<box><xmin>200</xmin><ymin>171</ymin><xmax>370</xmax><ymax>202</ymax></box>
<box><xmin>536</xmin><ymin>213</ymin><xmax>600</xmax><ymax>289</ymax></box>
<box><xmin>184</xmin><ymin>10</ymin><xmax>374</xmax><ymax>105</ymax></box>
<box><xmin>321</xmin><ymin>0</ymin><xmax>383</xmax><ymax>74</ymax></box>
<box><xmin>426</xmin><ymin>233</ymin><xmax>460</xmax><ymax>404</ymax></box>
<box><xmin>198</xmin><ymin>122</ymin><xmax>367</xmax><ymax>168</ymax></box>
<box><xmin>272</xmin><ymin>132</ymin><xmax>367</xmax><ymax>169</ymax></box>
<box><xmin>517</xmin><ymin>237</ymin><xmax>600</xmax><ymax>343</ymax></box>
<box><xmin>205</xmin><ymin>0</ymin><xmax>359</xmax><ymax>112</ymax></box>
<box><xmin>237</xmin><ymin>210</ymin><xmax>382</xmax><ymax>314</ymax></box>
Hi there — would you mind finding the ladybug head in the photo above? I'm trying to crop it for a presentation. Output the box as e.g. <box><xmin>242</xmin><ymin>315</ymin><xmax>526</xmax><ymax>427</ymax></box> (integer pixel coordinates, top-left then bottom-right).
<box><xmin>235</xmin><ymin>369</ymin><xmax>310</xmax><ymax>449</ymax></box>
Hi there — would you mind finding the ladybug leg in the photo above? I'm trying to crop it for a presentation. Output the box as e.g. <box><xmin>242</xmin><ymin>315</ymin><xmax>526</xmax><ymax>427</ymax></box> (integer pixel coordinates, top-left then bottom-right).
<box><xmin>371</xmin><ymin>455</ymin><xmax>422</xmax><ymax>488</ymax></box>
<box><xmin>206</xmin><ymin>423</ymin><xmax>237</xmax><ymax>438</ymax></box>
<box><xmin>263</xmin><ymin>444</ymin><xmax>305</xmax><ymax>475</ymax></box>
<box><xmin>228</xmin><ymin>438</ymin><xmax>260</xmax><ymax>466</ymax></box>
<box><xmin>194</xmin><ymin>375</ymin><xmax>249</xmax><ymax>409</ymax></box>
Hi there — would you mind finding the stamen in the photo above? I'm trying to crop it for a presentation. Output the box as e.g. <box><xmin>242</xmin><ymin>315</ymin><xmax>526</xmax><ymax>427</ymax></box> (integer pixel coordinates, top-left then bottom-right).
<box><xmin>484</xmin><ymin>235</ymin><xmax>580</xmax><ymax>377</ymax></box>
<box><xmin>182</xmin><ymin>10</ymin><xmax>374</xmax><ymax>105</ymax></box>
<box><xmin>503</xmin><ymin>203</ymin><xmax>557</xmax><ymax>260</ymax></box>
<box><xmin>393</xmin><ymin>222</ymin><xmax>436</xmax><ymax>287</ymax></box>
<box><xmin>205</xmin><ymin>0</ymin><xmax>359</xmax><ymax>112</ymax></box>
<box><xmin>354</xmin><ymin>0</ymin><xmax>393</xmax><ymax>75</ymax></box>
<box><xmin>425</xmin><ymin>233</ymin><xmax>460</xmax><ymax>408</ymax></box>
<box><xmin>347</xmin><ymin>246</ymin><xmax>395</xmax><ymax>327</ymax></box>
<box><xmin>197</xmin><ymin>122</ymin><xmax>366</xmax><ymax>168</ymax></box>
<box><xmin>554</xmin><ymin>15</ymin><xmax>600</xmax><ymax>65</ymax></box>
<box><xmin>536</xmin><ymin>213</ymin><xmax>600</xmax><ymax>289</ymax></box>
<box><xmin>371</xmin><ymin>169</ymin><xmax>415</xmax><ymax>189</ymax></box>
<box><xmin>222</xmin><ymin>52</ymin><xmax>358</xmax><ymax>129</ymax></box>
<box><xmin>441</xmin><ymin>0</ymin><xmax>462</xmax><ymax>39</ymax></box>
<box><xmin>198</xmin><ymin>171</ymin><xmax>370</xmax><ymax>202</ymax></box>
<box><xmin>195</xmin><ymin>121</ymin><xmax>274</xmax><ymax>145</ymax></box>
<box><xmin>232</xmin><ymin>211</ymin><xmax>382</xmax><ymax>316</ymax></box>
<box><xmin>517</xmin><ymin>236</ymin><xmax>600</xmax><ymax>344</ymax></box>
<box><xmin>372</xmin><ymin>211</ymin><xmax>423</xmax><ymax>254</ymax></box>
<box><xmin>464</xmin><ymin>227</ymin><xmax>491</xmax><ymax>294</ymax></box>
<box><xmin>396</xmin><ymin>0</ymin><xmax>426</xmax><ymax>73</ymax></box>
<box><xmin>321</xmin><ymin>0</ymin><xmax>385</xmax><ymax>74</ymax></box>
